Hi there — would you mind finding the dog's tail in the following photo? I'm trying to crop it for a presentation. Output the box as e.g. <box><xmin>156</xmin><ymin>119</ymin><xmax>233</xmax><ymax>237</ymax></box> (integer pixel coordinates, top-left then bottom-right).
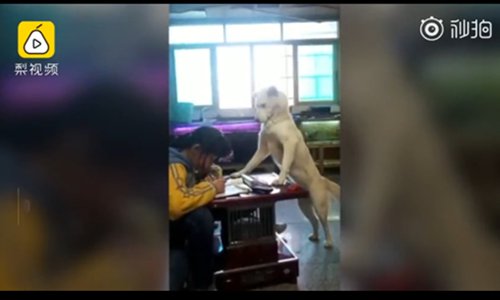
<box><xmin>324</xmin><ymin>177</ymin><xmax>341</xmax><ymax>201</ymax></box>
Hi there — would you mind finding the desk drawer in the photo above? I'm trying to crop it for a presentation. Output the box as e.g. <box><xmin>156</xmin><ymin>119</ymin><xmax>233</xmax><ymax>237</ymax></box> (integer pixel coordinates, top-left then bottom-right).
<box><xmin>223</xmin><ymin>238</ymin><xmax>278</xmax><ymax>269</ymax></box>
<box><xmin>214</xmin><ymin>235</ymin><xmax>299</xmax><ymax>290</ymax></box>
<box><xmin>215</xmin><ymin>255</ymin><xmax>298</xmax><ymax>291</ymax></box>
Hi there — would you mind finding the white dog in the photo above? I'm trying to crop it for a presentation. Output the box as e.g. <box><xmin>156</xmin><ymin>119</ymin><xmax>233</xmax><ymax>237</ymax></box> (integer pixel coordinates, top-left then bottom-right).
<box><xmin>231</xmin><ymin>86</ymin><xmax>340</xmax><ymax>248</ymax></box>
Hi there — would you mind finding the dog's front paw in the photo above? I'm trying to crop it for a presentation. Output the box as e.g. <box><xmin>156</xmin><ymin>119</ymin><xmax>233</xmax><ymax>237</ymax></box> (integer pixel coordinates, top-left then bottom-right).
<box><xmin>230</xmin><ymin>171</ymin><xmax>244</xmax><ymax>178</ymax></box>
<box><xmin>272</xmin><ymin>177</ymin><xmax>286</xmax><ymax>186</ymax></box>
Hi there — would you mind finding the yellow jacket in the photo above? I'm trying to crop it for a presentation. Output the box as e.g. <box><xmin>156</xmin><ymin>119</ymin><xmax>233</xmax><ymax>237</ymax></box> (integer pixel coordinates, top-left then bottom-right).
<box><xmin>169</xmin><ymin>163</ymin><xmax>216</xmax><ymax>221</ymax></box>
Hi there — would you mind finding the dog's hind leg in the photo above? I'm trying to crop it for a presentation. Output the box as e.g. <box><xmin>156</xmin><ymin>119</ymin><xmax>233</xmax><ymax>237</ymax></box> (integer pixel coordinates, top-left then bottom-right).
<box><xmin>326</xmin><ymin>179</ymin><xmax>341</xmax><ymax>201</ymax></box>
<box><xmin>297</xmin><ymin>197</ymin><xmax>319</xmax><ymax>242</ymax></box>
<box><xmin>309</xmin><ymin>186</ymin><xmax>334</xmax><ymax>249</ymax></box>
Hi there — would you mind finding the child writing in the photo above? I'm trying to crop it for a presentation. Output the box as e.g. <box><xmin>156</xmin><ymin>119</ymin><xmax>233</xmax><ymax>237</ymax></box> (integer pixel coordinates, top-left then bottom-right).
<box><xmin>169</xmin><ymin>126</ymin><xmax>231</xmax><ymax>290</ymax></box>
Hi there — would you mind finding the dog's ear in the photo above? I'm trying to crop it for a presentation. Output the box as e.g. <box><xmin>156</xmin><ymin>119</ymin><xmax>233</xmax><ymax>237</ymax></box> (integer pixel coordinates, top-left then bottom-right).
<box><xmin>267</xmin><ymin>86</ymin><xmax>279</xmax><ymax>98</ymax></box>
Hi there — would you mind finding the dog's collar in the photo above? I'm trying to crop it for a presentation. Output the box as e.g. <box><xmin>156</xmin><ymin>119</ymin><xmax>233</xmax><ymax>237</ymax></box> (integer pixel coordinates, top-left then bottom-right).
<box><xmin>264</xmin><ymin>112</ymin><xmax>291</xmax><ymax>128</ymax></box>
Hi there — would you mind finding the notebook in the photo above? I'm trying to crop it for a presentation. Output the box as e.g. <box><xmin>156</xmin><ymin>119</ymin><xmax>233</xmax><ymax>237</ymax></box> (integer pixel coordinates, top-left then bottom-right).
<box><xmin>241</xmin><ymin>174</ymin><xmax>274</xmax><ymax>194</ymax></box>
<box><xmin>215</xmin><ymin>178</ymin><xmax>252</xmax><ymax>199</ymax></box>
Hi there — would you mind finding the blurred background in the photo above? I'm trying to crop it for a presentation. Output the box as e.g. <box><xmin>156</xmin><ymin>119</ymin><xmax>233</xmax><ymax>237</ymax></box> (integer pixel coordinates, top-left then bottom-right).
<box><xmin>340</xmin><ymin>4</ymin><xmax>500</xmax><ymax>290</ymax></box>
<box><xmin>0</xmin><ymin>4</ymin><xmax>169</xmax><ymax>290</ymax></box>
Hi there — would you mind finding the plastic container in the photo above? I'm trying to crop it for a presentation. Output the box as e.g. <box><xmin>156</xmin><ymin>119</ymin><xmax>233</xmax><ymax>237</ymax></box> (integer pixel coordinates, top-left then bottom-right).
<box><xmin>171</xmin><ymin>102</ymin><xmax>194</xmax><ymax>123</ymax></box>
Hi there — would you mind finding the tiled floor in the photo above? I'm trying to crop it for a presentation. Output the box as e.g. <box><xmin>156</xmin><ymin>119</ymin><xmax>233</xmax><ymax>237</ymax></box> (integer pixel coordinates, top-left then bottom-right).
<box><xmin>253</xmin><ymin>173</ymin><xmax>341</xmax><ymax>291</ymax></box>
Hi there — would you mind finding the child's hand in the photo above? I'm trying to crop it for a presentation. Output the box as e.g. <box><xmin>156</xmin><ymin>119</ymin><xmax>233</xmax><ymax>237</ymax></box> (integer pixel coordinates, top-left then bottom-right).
<box><xmin>205</xmin><ymin>165</ymin><xmax>223</xmax><ymax>182</ymax></box>
<box><xmin>212</xmin><ymin>177</ymin><xmax>225</xmax><ymax>194</ymax></box>
<box><xmin>210</xmin><ymin>165</ymin><xmax>223</xmax><ymax>178</ymax></box>
<box><xmin>205</xmin><ymin>165</ymin><xmax>223</xmax><ymax>181</ymax></box>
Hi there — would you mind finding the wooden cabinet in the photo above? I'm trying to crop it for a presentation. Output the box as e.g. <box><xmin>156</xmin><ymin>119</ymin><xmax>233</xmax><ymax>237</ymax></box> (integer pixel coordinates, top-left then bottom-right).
<box><xmin>306</xmin><ymin>140</ymin><xmax>340</xmax><ymax>174</ymax></box>
<box><xmin>298</xmin><ymin>119</ymin><xmax>340</xmax><ymax>174</ymax></box>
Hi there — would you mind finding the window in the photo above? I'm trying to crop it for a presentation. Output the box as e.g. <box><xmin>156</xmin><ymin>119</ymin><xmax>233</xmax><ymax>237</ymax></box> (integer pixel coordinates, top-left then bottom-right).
<box><xmin>174</xmin><ymin>48</ymin><xmax>213</xmax><ymax>106</ymax></box>
<box><xmin>283</xmin><ymin>21</ymin><xmax>338</xmax><ymax>40</ymax></box>
<box><xmin>216</xmin><ymin>46</ymin><xmax>252</xmax><ymax>109</ymax></box>
<box><xmin>169</xmin><ymin>21</ymin><xmax>339</xmax><ymax>114</ymax></box>
<box><xmin>297</xmin><ymin>45</ymin><xmax>335</xmax><ymax>102</ymax></box>
<box><xmin>225</xmin><ymin>23</ymin><xmax>281</xmax><ymax>43</ymax></box>
<box><xmin>253</xmin><ymin>44</ymin><xmax>294</xmax><ymax>106</ymax></box>
<box><xmin>169</xmin><ymin>25</ymin><xmax>224</xmax><ymax>44</ymax></box>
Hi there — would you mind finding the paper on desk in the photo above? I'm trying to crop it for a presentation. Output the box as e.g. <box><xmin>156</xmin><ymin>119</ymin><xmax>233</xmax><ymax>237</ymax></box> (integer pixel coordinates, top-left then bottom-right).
<box><xmin>215</xmin><ymin>178</ymin><xmax>252</xmax><ymax>199</ymax></box>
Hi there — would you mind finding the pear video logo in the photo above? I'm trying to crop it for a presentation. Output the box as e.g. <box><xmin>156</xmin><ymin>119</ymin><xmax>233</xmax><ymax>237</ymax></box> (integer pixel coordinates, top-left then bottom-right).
<box><xmin>24</xmin><ymin>24</ymin><xmax>49</xmax><ymax>54</ymax></box>
<box><xmin>18</xmin><ymin>21</ymin><xmax>55</xmax><ymax>59</ymax></box>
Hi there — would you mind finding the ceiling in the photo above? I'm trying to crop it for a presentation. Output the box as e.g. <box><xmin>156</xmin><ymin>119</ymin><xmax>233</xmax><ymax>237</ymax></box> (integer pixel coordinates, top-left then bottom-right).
<box><xmin>169</xmin><ymin>4</ymin><xmax>339</xmax><ymax>24</ymax></box>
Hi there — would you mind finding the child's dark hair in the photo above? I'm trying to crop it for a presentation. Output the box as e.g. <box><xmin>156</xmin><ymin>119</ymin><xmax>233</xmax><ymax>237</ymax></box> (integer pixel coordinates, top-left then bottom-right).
<box><xmin>172</xmin><ymin>126</ymin><xmax>232</xmax><ymax>158</ymax></box>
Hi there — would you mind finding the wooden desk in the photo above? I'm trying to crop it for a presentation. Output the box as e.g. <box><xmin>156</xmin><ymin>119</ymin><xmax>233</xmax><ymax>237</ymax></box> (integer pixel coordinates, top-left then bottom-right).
<box><xmin>212</xmin><ymin>173</ymin><xmax>309</xmax><ymax>290</ymax></box>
